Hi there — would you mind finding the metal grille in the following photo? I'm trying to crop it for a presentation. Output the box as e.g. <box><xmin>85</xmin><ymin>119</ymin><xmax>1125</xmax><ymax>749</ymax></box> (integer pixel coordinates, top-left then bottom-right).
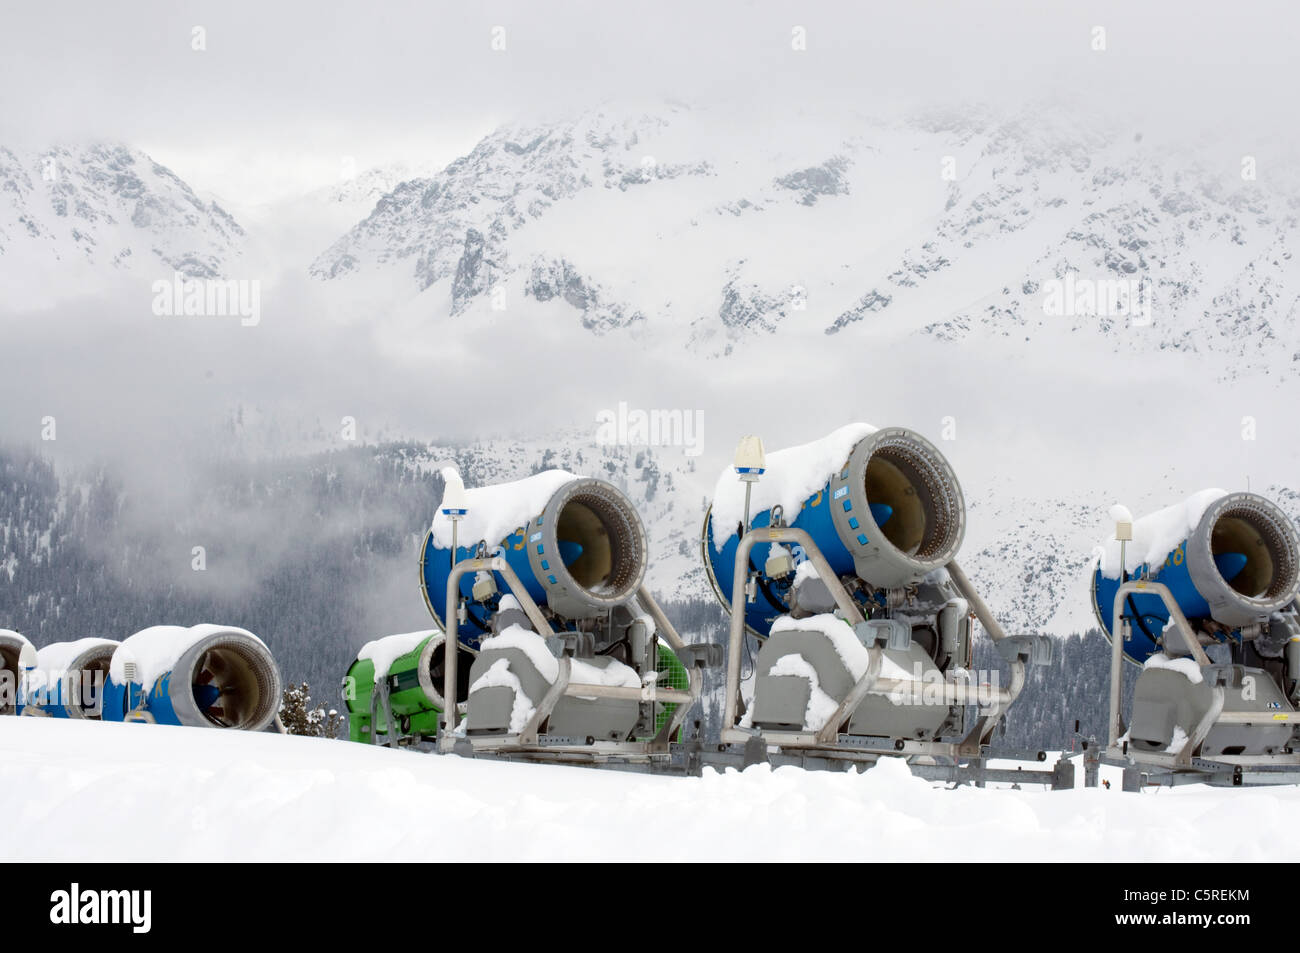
<box><xmin>557</xmin><ymin>483</ymin><xmax>647</xmax><ymax>600</ymax></box>
<box><xmin>1214</xmin><ymin>498</ymin><xmax>1299</xmax><ymax>601</ymax></box>
<box><xmin>652</xmin><ymin>643</ymin><xmax>690</xmax><ymax>738</ymax></box>
<box><xmin>869</xmin><ymin>434</ymin><xmax>964</xmax><ymax>562</ymax></box>
<box><xmin>194</xmin><ymin>637</ymin><xmax>282</xmax><ymax>730</ymax></box>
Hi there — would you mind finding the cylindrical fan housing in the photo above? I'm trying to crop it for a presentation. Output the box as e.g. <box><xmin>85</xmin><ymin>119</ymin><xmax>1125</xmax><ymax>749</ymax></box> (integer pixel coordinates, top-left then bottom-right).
<box><xmin>343</xmin><ymin>630</ymin><xmax>474</xmax><ymax>742</ymax></box>
<box><xmin>703</xmin><ymin>425</ymin><xmax>966</xmax><ymax>638</ymax></box>
<box><xmin>1091</xmin><ymin>491</ymin><xmax>1300</xmax><ymax>663</ymax></box>
<box><xmin>421</xmin><ymin>473</ymin><xmax>649</xmax><ymax>648</ymax></box>
<box><xmin>0</xmin><ymin>630</ymin><xmax>33</xmax><ymax>715</ymax></box>
<box><xmin>17</xmin><ymin>638</ymin><xmax>119</xmax><ymax>719</ymax></box>
<box><xmin>102</xmin><ymin>625</ymin><xmax>283</xmax><ymax>731</ymax></box>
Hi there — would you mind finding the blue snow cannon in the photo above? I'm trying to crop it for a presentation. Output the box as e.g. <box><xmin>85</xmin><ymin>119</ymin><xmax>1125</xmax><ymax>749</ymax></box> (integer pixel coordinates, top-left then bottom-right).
<box><xmin>15</xmin><ymin>638</ymin><xmax>119</xmax><ymax>719</ymax></box>
<box><xmin>702</xmin><ymin>424</ymin><xmax>966</xmax><ymax>638</ymax></box>
<box><xmin>1091</xmin><ymin>491</ymin><xmax>1300</xmax><ymax>663</ymax></box>
<box><xmin>102</xmin><ymin>625</ymin><xmax>283</xmax><ymax>730</ymax></box>
<box><xmin>420</xmin><ymin>471</ymin><xmax>648</xmax><ymax>650</ymax></box>
<box><xmin>1</xmin><ymin>629</ymin><xmax>34</xmax><ymax>716</ymax></box>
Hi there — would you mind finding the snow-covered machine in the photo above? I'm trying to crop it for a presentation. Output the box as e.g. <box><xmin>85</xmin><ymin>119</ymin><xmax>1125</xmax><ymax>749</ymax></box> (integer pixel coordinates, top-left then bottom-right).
<box><xmin>702</xmin><ymin>424</ymin><xmax>1058</xmax><ymax>782</ymax></box>
<box><xmin>342</xmin><ymin>629</ymin><xmax>471</xmax><ymax>744</ymax></box>
<box><xmin>1092</xmin><ymin>490</ymin><xmax>1300</xmax><ymax>787</ymax></box>
<box><xmin>15</xmin><ymin>638</ymin><xmax>119</xmax><ymax>719</ymax></box>
<box><xmin>0</xmin><ymin>629</ymin><xmax>33</xmax><ymax>715</ymax></box>
<box><xmin>410</xmin><ymin>469</ymin><xmax>708</xmax><ymax>763</ymax></box>
<box><xmin>101</xmin><ymin>625</ymin><xmax>283</xmax><ymax>730</ymax></box>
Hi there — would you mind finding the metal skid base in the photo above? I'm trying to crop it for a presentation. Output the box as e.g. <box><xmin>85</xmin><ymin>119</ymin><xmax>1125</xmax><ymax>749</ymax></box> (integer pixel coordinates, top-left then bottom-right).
<box><xmin>691</xmin><ymin>736</ymin><xmax>1070</xmax><ymax>788</ymax></box>
<box><xmin>1096</xmin><ymin>744</ymin><xmax>1300</xmax><ymax>789</ymax></box>
<box><xmin>1095</xmin><ymin>581</ymin><xmax>1300</xmax><ymax>790</ymax></box>
<box><xmin>423</xmin><ymin>728</ymin><xmax>1073</xmax><ymax>787</ymax></box>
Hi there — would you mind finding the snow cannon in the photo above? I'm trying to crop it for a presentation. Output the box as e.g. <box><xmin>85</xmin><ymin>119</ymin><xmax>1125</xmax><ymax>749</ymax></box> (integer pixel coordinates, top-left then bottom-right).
<box><xmin>416</xmin><ymin>468</ymin><xmax>707</xmax><ymax>760</ymax></box>
<box><xmin>342</xmin><ymin>629</ymin><xmax>474</xmax><ymax>744</ymax></box>
<box><xmin>421</xmin><ymin>471</ymin><xmax>649</xmax><ymax>650</ymax></box>
<box><xmin>1092</xmin><ymin>490</ymin><xmax>1300</xmax><ymax>663</ymax></box>
<box><xmin>102</xmin><ymin>625</ymin><xmax>283</xmax><ymax>730</ymax></box>
<box><xmin>0</xmin><ymin>630</ymin><xmax>34</xmax><ymax>715</ymax></box>
<box><xmin>1095</xmin><ymin>492</ymin><xmax>1300</xmax><ymax>776</ymax></box>
<box><xmin>707</xmin><ymin>425</ymin><xmax>1049</xmax><ymax>767</ymax></box>
<box><xmin>16</xmin><ymin>638</ymin><xmax>119</xmax><ymax>719</ymax></box>
<box><xmin>703</xmin><ymin>424</ymin><xmax>967</xmax><ymax>638</ymax></box>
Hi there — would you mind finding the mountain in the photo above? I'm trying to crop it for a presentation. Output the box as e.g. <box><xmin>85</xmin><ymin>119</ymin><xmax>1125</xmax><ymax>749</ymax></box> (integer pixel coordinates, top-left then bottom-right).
<box><xmin>307</xmin><ymin>103</ymin><xmax>1300</xmax><ymax>373</ymax></box>
<box><xmin>0</xmin><ymin>142</ymin><xmax>246</xmax><ymax>301</ymax></box>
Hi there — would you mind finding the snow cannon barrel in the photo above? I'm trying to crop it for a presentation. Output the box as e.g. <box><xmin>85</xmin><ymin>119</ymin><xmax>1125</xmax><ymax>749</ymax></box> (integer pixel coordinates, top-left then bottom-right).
<box><xmin>102</xmin><ymin>625</ymin><xmax>283</xmax><ymax>730</ymax></box>
<box><xmin>1092</xmin><ymin>490</ymin><xmax>1300</xmax><ymax>663</ymax></box>
<box><xmin>342</xmin><ymin>629</ymin><xmax>474</xmax><ymax>743</ymax></box>
<box><xmin>16</xmin><ymin>639</ymin><xmax>119</xmax><ymax>718</ymax></box>
<box><xmin>703</xmin><ymin>425</ymin><xmax>966</xmax><ymax>638</ymax></box>
<box><xmin>0</xmin><ymin>630</ymin><xmax>34</xmax><ymax>715</ymax></box>
<box><xmin>421</xmin><ymin>472</ymin><xmax>649</xmax><ymax>648</ymax></box>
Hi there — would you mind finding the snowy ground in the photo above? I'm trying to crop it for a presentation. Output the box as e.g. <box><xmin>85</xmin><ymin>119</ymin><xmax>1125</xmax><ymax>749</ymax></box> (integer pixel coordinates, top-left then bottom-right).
<box><xmin>2</xmin><ymin>717</ymin><xmax>1297</xmax><ymax>862</ymax></box>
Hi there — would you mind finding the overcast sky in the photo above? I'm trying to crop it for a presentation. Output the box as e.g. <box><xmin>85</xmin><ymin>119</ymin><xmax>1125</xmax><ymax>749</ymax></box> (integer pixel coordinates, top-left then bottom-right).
<box><xmin>3</xmin><ymin>1</ymin><xmax>1298</xmax><ymax>202</ymax></box>
<box><xmin>2</xmin><ymin>0</ymin><xmax>1298</xmax><ymax>500</ymax></box>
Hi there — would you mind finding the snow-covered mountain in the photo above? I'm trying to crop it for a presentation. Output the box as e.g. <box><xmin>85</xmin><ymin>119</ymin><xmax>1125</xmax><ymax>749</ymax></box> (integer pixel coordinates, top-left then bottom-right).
<box><xmin>308</xmin><ymin>103</ymin><xmax>1300</xmax><ymax>375</ymax></box>
<box><xmin>0</xmin><ymin>142</ymin><xmax>246</xmax><ymax>300</ymax></box>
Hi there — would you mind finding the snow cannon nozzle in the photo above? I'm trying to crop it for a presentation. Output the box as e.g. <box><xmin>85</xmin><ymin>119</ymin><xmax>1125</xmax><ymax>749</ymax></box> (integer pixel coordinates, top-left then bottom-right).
<box><xmin>1091</xmin><ymin>490</ymin><xmax>1300</xmax><ymax>663</ymax></box>
<box><xmin>0</xmin><ymin>631</ymin><xmax>34</xmax><ymax>716</ymax></box>
<box><xmin>422</xmin><ymin>473</ymin><xmax>649</xmax><ymax>641</ymax></box>
<box><xmin>103</xmin><ymin>627</ymin><xmax>282</xmax><ymax>731</ymax></box>
<box><xmin>702</xmin><ymin>425</ymin><xmax>966</xmax><ymax>639</ymax></box>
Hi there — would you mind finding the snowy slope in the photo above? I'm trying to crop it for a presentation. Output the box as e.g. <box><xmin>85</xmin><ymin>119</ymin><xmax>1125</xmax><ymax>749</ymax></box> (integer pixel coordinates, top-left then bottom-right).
<box><xmin>2</xmin><ymin>717</ymin><xmax>1296</xmax><ymax>862</ymax></box>
<box><xmin>0</xmin><ymin>142</ymin><xmax>246</xmax><ymax>304</ymax></box>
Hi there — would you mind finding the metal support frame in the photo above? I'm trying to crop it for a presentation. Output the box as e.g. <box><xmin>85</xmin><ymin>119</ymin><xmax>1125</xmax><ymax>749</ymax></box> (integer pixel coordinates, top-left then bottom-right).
<box><xmin>1106</xmin><ymin>580</ymin><xmax>1212</xmax><ymax>751</ymax></box>
<box><xmin>438</xmin><ymin>554</ymin><xmax>700</xmax><ymax>758</ymax></box>
<box><xmin>718</xmin><ymin>526</ymin><xmax>1027</xmax><ymax>760</ymax></box>
<box><xmin>442</xmin><ymin>554</ymin><xmax>556</xmax><ymax>749</ymax></box>
<box><xmin>948</xmin><ymin>558</ymin><xmax>1027</xmax><ymax>754</ymax></box>
<box><xmin>637</xmin><ymin>584</ymin><xmax>706</xmax><ymax>752</ymax></box>
<box><xmin>1106</xmin><ymin>579</ymin><xmax>1216</xmax><ymax>768</ymax></box>
<box><xmin>1103</xmin><ymin>579</ymin><xmax>1300</xmax><ymax>782</ymax></box>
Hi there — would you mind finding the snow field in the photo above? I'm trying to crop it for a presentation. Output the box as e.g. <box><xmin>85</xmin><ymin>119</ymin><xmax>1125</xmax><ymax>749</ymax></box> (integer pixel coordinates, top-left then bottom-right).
<box><xmin>2</xmin><ymin>717</ymin><xmax>1297</xmax><ymax>862</ymax></box>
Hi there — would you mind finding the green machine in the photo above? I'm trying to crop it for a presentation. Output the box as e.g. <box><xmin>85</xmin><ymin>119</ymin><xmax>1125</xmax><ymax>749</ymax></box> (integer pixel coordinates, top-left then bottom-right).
<box><xmin>343</xmin><ymin>631</ymin><xmax>474</xmax><ymax>745</ymax></box>
<box><xmin>344</xmin><ymin>470</ymin><xmax>712</xmax><ymax>760</ymax></box>
<box><xmin>344</xmin><ymin>628</ymin><xmax>691</xmax><ymax>746</ymax></box>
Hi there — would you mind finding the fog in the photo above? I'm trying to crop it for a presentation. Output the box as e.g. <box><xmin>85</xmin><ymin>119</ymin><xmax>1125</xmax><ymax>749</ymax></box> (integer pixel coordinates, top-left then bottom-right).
<box><xmin>4</xmin><ymin>1</ymin><xmax>1299</xmax><ymax>200</ymax></box>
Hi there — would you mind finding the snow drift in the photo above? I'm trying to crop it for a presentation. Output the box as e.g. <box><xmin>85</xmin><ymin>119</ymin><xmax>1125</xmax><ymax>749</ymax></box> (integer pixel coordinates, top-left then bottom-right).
<box><xmin>2</xmin><ymin>717</ymin><xmax>1298</xmax><ymax>862</ymax></box>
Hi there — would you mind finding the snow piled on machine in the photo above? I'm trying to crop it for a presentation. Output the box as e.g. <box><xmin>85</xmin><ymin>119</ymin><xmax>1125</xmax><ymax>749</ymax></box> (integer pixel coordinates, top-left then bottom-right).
<box><xmin>467</xmin><ymin>659</ymin><xmax>536</xmax><ymax>733</ymax></box>
<box><xmin>33</xmin><ymin>638</ymin><xmax>119</xmax><ymax>676</ymax></box>
<box><xmin>1094</xmin><ymin>488</ymin><xmax>1228</xmax><ymax>579</ymax></box>
<box><xmin>4</xmin><ymin>716</ymin><xmax>1298</xmax><ymax>862</ymax></box>
<box><xmin>740</xmin><ymin>653</ymin><xmax>841</xmax><ymax>732</ymax></box>
<box><xmin>477</xmin><ymin>625</ymin><xmax>559</xmax><ymax>682</ymax></box>
<box><xmin>769</xmin><ymin>613</ymin><xmax>914</xmax><ymax>681</ymax></box>
<box><xmin>429</xmin><ymin>468</ymin><xmax>580</xmax><ymax>549</ymax></box>
<box><xmin>108</xmin><ymin>625</ymin><xmax>268</xmax><ymax>690</ymax></box>
<box><xmin>1144</xmin><ymin>652</ymin><xmax>1205</xmax><ymax>684</ymax></box>
<box><xmin>465</xmin><ymin>626</ymin><xmax>643</xmax><ymax>730</ymax></box>
<box><xmin>708</xmin><ymin>423</ymin><xmax>875</xmax><ymax>548</ymax></box>
<box><xmin>357</xmin><ymin>630</ymin><xmax>436</xmax><ymax>683</ymax></box>
<box><xmin>742</xmin><ymin>614</ymin><xmax>929</xmax><ymax>731</ymax></box>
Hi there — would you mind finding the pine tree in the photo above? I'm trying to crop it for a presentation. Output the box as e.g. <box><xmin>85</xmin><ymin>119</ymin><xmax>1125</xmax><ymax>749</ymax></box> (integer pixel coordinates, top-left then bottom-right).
<box><xmin>279</xmin><ymin>682</ymin><xmax>345</xmax><ymax>739</ymax></box>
